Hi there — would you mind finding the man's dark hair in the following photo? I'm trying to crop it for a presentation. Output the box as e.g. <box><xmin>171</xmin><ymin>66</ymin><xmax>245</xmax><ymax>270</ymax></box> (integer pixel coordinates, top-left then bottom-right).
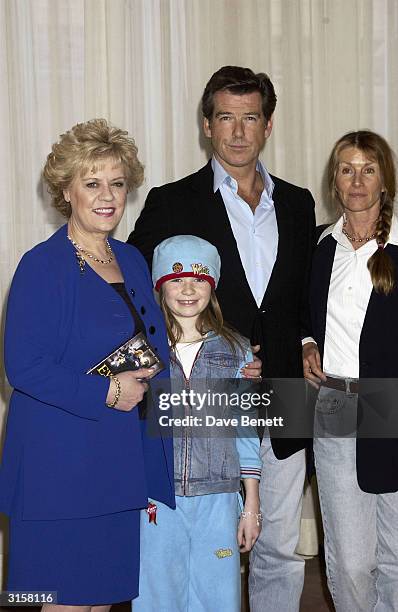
<box><xmin>201</xmin><ymin>65</ymin><xmax>277</xmax><ymax>122</ymax></box>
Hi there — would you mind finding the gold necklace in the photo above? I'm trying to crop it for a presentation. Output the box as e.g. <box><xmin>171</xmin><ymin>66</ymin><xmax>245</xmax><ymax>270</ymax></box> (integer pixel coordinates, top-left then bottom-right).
<box><xmin>67</xmin><ymin>235</ymin><xmax>114</xmax><ymax>264</ymax></box>
<box><xmin>342</xmin><ymin>220</ymin><xmax>377</xmax><ymax>243</ymax></box>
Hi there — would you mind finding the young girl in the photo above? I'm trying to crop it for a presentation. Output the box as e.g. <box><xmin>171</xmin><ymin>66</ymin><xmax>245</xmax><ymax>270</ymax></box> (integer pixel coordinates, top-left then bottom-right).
<box><xmin>134</xmin><ymin>235</ymin><xmax>262</xmax><ymax>612</ymax></box>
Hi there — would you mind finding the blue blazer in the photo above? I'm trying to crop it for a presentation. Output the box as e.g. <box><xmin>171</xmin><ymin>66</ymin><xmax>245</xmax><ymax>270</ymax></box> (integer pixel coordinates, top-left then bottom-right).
<box><xmin>0</xmin><ymin>225</ymin><xmax>175</xmax><ymax>519</ymax></box>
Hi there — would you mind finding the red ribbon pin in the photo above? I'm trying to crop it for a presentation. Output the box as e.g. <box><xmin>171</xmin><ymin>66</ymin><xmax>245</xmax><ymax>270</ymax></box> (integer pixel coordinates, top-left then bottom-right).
<box><xmin>147</xmin><ymin>502</ymin><xmax>158</xmax><ymax>524</ymax></box>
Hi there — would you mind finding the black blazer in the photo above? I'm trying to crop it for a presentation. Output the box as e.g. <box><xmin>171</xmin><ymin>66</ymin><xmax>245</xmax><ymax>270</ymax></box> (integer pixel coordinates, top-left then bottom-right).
<box><xmin>128</xmin><ymin>161</ymin><xmax>316</xmax><ymax>458</ymax></box>
<box><xmin>310</xmin><ymin>232</ymin><xmax>398</xmax><ymax>493</ymax></box>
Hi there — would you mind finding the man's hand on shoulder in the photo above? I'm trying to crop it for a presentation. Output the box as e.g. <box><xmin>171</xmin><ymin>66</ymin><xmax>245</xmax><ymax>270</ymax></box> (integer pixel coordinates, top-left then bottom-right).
<box><xmin>241</xmin><ymin>345</ymin><xmax>262</xmax><ymax>379</ymax></box>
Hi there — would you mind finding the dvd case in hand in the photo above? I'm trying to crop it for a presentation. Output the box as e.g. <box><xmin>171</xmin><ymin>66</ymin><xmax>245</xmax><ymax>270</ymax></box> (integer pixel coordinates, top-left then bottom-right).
<box><xmin>87</xmin><ymin>331</ymin><xmax>164</xmax><ymax>378</ymax></box>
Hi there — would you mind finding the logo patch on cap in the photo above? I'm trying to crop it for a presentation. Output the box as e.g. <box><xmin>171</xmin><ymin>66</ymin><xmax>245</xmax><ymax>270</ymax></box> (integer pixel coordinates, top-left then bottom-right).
<box><xmin>191</xmin><ymin>263</ymin><xmax>210</xmax><ymax>275</ymax></box>
<box><xmin>172</xmin><ymin>262</ymin><xmax>183</xmax><ymax>273</ymax></box>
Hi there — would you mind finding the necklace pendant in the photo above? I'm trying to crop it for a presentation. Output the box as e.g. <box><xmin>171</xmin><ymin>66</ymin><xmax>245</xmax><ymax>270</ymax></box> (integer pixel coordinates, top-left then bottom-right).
<box><xmin>75</xmin><ymin>251</ymin><xmax>86</xmax><ymax>275</ymax></box>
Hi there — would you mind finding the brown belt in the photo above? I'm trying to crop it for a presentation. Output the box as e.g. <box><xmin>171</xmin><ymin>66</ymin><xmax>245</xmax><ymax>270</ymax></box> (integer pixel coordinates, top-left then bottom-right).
<box><xmin>322</xmin><ymin>376</ymin><xmax>359</xmax><ymax>394</ymax></box>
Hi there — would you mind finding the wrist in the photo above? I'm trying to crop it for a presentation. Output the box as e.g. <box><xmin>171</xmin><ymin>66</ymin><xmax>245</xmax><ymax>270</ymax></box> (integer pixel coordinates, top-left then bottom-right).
<box><xmin>106</xmin><ymin>375</ymin><xmax>121</xmax><ymax>408</ymax></box>
<box><xmin>243</xmin><ymin>501</ymin><xmax>260</xmax><ymax>513</ymax></box>
<box><xmin>240</xmin><ymin>510</ymin><xmax>262</xmax><ymax>526</ymax></box>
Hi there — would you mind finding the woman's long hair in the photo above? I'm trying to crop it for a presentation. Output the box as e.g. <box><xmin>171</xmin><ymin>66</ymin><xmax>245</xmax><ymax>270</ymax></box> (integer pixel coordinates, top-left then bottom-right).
<box><xmin>327</xmin><ymin>130</ymin><xmax>397</xmax><ymax>295</ymax></box>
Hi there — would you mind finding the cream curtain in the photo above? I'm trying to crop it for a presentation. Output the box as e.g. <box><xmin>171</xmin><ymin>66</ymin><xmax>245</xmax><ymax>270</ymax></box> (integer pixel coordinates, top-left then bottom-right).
<box><xmin>1</xmin><ymin>0</ymin><xmax>398</xmax><ymax>580</ymax></box>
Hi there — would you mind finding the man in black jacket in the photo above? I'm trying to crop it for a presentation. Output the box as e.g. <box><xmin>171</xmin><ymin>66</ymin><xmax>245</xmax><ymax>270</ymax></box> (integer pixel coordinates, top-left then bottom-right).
<box><xmin>128</xmin><ymin>66</ymin><xmax>315</xmax><ymax>612</ymax></box>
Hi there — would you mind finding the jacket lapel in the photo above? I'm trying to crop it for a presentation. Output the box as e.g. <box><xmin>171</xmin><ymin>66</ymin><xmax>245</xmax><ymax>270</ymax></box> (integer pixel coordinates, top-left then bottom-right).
<box><xmin>260</xmin><ymin>180</ymin><xmax>294</xmax><ymax>308</ymax></box>
<box><xmin>311</xmin><ymin>235</ymin><xmax>336</xmax><ymax>357</ymax></box>
<box><xmin>191</xmin><ymin>162</ymin><xmax>257</xmax><ymax>309</ymax></box>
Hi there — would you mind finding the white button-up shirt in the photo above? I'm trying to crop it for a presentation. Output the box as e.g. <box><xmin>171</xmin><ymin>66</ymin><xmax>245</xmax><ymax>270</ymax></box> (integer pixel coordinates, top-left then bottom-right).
<box><xmin>318</xmin><ymin>214</ymin><xmax>398</xmax><ymax>378</ymax></box>
<box><xmin>212</xmin><ymin>156</ymin><xmax>278</xmax><ymax>307</ymax></box>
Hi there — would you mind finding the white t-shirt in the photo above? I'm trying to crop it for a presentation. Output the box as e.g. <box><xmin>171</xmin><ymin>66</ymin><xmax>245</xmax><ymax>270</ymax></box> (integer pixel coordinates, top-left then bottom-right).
<box><xmin>175</xmin><ymin>341</ymin><xmax>203</xmax><ymax>379</ymax></box>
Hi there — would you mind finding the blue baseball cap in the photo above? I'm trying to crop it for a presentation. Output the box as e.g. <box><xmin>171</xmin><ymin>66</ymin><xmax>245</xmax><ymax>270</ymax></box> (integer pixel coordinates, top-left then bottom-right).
<box><xmin>152</xmin><ymin>235</ymin><xmax>221</xmax><ymax>291</ymax></box>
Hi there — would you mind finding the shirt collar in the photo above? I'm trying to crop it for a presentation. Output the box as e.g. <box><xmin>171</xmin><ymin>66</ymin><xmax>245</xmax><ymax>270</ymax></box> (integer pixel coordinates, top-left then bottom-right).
<box><xmin>211</xmin><ymin>155</ymin><xmax>274</xmax><ymax>199</ymax></box>
<box><xmin>318</xmin><ymin>209</ymin><xmax>398</xmax><ymax>248</ymax></box>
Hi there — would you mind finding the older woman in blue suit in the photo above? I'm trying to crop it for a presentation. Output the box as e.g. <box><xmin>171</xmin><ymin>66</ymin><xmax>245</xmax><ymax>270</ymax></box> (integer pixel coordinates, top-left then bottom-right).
<box><xmin>0</xmin><ymin>119</ymin><xmax>174</xmax><ymax>611</ymax></box>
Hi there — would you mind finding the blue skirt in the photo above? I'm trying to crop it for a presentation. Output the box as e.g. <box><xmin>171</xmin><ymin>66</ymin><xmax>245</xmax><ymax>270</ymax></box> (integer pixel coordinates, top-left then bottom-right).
<box><xmin>7</xmin><ymin>509</ymin><xmax>140</xmax><ymax>605</ymax></box>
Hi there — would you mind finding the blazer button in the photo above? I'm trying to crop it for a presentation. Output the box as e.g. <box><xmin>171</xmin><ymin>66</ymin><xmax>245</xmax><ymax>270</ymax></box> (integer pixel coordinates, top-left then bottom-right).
<box><xmin>130</xmin><ymin>289</ymin><xmax>135</xmax><ymax>297</ymax></box>
<box><xmin>149</xmin><ymin>325</ymin><xmax>156</xmax><ymax>334</ymax></box>
<box><xmin>140</xmin><ymin>306</ymin><xmax>146</xmax><ymax>315</ymax></box>
<box><xmin>260</xmin><ymin>309</ymin><xmax>266</xmax><ymax>314</ymax></box>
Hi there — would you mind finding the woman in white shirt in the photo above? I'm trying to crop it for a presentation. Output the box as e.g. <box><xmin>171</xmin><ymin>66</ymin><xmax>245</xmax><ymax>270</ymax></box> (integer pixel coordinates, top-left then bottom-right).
<box><xmin>303</xmin><ymin>130</ymin><xmax>398</xmax><ymax>612</ymax></box>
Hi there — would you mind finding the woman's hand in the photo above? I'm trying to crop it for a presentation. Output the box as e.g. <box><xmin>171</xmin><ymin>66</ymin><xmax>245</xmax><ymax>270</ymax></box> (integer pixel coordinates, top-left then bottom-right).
<box><xmin>241</xmin><ymin>345</ymin><xmax>262</xmax><ymax>379</ymax></box>
<box><xmin>106</xmin><ymin>368</ymin><xmax>154</xmax><ymax>411</ymax></box>
<box><xmin>302</xmin><ymin>342</ymin><xmax>326</xmax><ymax>388</ymax></box>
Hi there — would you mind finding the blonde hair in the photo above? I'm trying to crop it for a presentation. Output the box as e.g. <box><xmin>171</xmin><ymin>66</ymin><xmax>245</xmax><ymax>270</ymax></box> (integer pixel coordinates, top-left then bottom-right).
<box><xmin>327</xmin><ymin>130</ymin><xmax>397</xmax><ymax>295</ymax></box>
<box><xmin>43</xmin><ymin>118</ymin><xmax>144</xmax><ymax>217</ymax></box>
<box><xmin>159</xmin><ymin>287</ymin><xmax>244</xmax><ymax>354</ymax></box>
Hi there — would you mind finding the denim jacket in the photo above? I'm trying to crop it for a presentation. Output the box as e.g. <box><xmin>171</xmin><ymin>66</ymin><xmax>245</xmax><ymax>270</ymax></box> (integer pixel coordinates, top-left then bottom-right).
<box><xmin>170</xmin><ymin>333</ymin><xmax>261</xmax><ymax>496</ymax></box>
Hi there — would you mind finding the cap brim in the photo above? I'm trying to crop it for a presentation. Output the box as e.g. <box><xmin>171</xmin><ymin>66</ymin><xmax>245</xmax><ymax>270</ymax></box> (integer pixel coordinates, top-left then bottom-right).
<box><xmin>155</xmin><ymin>272</ymin><xmax>216</xmax><ymax>291</ymax></box>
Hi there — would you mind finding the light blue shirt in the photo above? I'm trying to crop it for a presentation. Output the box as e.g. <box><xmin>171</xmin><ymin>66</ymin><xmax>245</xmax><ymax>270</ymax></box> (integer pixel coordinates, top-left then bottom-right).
<box><xmin>212</xmin><ymin>156</ymin><xmax>278</xmax><ymax>306</ymax></box>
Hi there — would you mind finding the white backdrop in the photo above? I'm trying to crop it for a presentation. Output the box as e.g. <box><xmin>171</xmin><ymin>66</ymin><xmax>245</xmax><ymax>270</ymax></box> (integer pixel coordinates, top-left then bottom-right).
<box><xmin>1</xmin><ymin>0</ymin><xmax>398</xmax><ymax>578</ymax></box>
